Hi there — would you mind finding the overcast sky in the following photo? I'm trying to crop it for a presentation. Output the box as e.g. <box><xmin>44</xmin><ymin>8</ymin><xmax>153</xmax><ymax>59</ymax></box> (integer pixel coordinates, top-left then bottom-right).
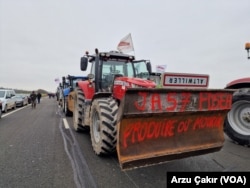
<box><xmin>1</xmin><ymin>0</ymin><xmax>250</xmax><ymax>92</ymax></box>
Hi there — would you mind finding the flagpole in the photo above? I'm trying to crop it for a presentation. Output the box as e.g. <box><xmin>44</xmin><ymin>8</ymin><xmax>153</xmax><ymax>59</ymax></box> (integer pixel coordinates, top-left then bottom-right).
<box><xmin>129</xmin><ymin>33</ymin><xmax>136</xmax><ymax>58</ymax></box>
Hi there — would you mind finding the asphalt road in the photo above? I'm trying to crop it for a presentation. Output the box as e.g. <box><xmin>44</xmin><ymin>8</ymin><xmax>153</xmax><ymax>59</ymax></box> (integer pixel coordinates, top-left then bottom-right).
<box><xmin>0</xmin><ymin>97</ymin><xmax>249</xmax><ymax>188</ymax></box>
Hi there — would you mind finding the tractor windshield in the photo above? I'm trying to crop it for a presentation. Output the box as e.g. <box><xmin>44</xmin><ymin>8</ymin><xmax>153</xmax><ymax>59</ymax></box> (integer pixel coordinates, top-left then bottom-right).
<box><xmin>102</xmin><ymin>60</ymin><xmax>149</xmax><ymax>78</ymax></box>
<box><xmin>101</xmin><ymin>59</ymin><xmax>149</xmax><ymax>91</ymax></box>
<box><xmin>132</xmin><ymin>60</ymin><xmax>150</xmax><ymax>79</ymax></box>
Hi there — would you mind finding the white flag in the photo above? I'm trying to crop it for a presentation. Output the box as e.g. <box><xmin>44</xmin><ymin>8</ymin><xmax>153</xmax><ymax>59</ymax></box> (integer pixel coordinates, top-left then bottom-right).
<box><xmin>54</xmin><ymin>78</ymin><xmax>60</xmax><ymax>84</ymax></box>
<box><xmin>117</xmin><ymin>33</ymin><xmax>134</xmax><ymax>53</ymax></box>
<box><xmin>156</xmin><ymin>65</ymin><xmax>167</xmax><ymax>73</ymax></box>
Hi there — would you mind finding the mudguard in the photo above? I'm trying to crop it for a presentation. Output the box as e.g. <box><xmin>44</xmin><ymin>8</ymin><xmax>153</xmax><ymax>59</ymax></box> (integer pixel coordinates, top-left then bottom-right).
<box><xmin>67</xmin><ymin>91</ymin><xmax>75</xmax><ymax>113</ymax></box>
<box><xmin>116</xmin><ymin>88</ymin><xmax>234</xmax><ymax>170</ymax></box>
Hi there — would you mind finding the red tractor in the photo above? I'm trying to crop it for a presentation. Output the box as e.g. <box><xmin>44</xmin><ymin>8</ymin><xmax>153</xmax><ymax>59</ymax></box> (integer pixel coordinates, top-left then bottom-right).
<box><xmin>223</xmin><ymin>42</ymin><xmax>250</xmax><ymax>146</ymax></box>
<box><xmin>73</xmin><ymin>49</ymin><xmax>234</xmax><ymax>170</ymax></box>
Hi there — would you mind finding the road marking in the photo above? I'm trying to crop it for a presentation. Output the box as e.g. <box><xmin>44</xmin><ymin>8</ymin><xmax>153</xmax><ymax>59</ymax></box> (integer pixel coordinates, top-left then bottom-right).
<box><xmin>59</xmin><ymin>117</ymin><xmax>97</xmax><ymax>188</ymax></box>
<box><xmin>1</xmin><ymin>105</ymin><xmax>29</xmax><ymax>118</ymax></box>
<box><xmin>63</xmin><ymin>118</ymin><xmax>70</xmax><ymax>129</ymax></box>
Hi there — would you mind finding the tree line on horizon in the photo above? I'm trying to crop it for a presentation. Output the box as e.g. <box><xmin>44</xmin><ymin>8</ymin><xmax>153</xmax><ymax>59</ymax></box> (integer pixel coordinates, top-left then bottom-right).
<box><xmin>0</xmin><ymin>87</ymin><xmax>50</xmax><ymax>95</ymax></box>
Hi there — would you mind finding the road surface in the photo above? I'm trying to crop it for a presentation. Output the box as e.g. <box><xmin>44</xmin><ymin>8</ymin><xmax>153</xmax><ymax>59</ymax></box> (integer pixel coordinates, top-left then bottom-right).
<box><xmin>0</xmin><ymin>97</ymin><xmax>249</xmax><ymax>188</ymax></box>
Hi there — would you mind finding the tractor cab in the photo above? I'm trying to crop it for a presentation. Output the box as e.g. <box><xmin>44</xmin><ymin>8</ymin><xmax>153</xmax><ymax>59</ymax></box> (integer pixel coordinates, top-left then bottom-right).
<box><xmin>81</xmin><ymin>49</ymin><xmax>152</xmax><ymax>92</ymax></box>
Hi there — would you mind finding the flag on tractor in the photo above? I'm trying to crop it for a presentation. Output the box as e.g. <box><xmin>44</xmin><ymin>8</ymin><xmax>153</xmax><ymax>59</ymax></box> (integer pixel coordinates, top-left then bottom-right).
<box><xmin>54</xmin><ymin>78</ymin><xmax>60</xmax><ymax>84</ymax></box>
<box><xmin>117</xmin><ymin>33</ymin><xmax>134</xmax><ymax>53</ymax></box>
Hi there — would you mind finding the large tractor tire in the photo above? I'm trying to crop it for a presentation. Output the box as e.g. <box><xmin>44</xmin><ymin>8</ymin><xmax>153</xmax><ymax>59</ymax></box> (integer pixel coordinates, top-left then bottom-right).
<box><xmin>73</xmin><ymin>87</ymin><xmax>89</xmax><ymax>132</ymax></box>
<box><xmin>90</xmin><ymin>98</ymin><xmax>118</xmax><ymax>155</ymax></box>
<box><xmin>224</xmin><ymin>90</ymin><xmax>250</xmax><ymax>146</ymax></box>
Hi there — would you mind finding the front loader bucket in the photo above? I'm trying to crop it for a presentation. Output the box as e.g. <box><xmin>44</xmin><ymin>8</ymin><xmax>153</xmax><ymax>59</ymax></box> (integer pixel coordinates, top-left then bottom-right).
<box><xmin>116</xmin><ymin>88</ymin><xmax>234</xmax><ymax>170</ymax></box>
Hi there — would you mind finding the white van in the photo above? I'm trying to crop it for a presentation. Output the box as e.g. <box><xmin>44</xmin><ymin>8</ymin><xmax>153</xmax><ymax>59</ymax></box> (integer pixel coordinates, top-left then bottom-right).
<box><xmin>0</xmin><ymin>89</ymin><xmax>16</xmax><ymax>112</ymax></box>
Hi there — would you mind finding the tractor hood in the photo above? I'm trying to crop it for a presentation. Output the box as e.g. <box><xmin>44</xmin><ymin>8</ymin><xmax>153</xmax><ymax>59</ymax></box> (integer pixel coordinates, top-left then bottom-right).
<box><xmin>116</xmin><ymin>77</ymin><xmax>156</xmax><ymax>88</ymax></box>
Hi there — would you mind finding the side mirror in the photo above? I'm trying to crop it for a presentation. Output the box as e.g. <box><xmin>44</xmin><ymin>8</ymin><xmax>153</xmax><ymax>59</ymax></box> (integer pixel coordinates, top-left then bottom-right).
<box><xmin>81</xmin><ymin>57</ymin><xmax>88</xmax><ymax>71</ymax></box>
<box><xmin>146</xmin><ymin>61</ymin><xmax>152</xmax><ymax>74</ymax></box>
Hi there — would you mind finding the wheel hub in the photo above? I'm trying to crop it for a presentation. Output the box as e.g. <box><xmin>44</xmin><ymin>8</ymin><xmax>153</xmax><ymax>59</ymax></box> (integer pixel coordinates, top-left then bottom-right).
<box><xmin>93</xmin><ymin>117</ymin><xmax>101</xmax><ymax>143</ymax></box>
<box><xmin>229</xmin><ymin>101</ymin><xmax>250</xmax><ymax>135</ymax></box>
<box><xmin>242</xmin><ymin>111</ymin><xmax>250</xmax><ymax>123</ymax></box>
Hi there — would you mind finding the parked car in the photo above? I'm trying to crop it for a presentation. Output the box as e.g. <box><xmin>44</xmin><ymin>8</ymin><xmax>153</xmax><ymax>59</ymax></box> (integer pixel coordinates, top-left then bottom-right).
<box><xmin>13</xmin><ymin>94</ymin><xmax>29</xmax><ymax>107</ymax></box>
<box><xmin>21</xmin><ymin>94</ymin><xmax>31</xmax><ymax>104</ymax></box>
<box><xmin>21</xmin><ymin>93</ymin><xmax>31</xmax><ymax>104</ymax></box>
<box><xmin>0</xmin><ymin>89</ymin><xmax>16</xmax><ymax>112</ymax></box>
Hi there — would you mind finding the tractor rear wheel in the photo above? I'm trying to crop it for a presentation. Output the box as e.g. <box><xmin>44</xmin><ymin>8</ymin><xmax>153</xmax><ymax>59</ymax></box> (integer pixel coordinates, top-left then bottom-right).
<box><xmin>73</xmin><ymin>87</ymin><xmax>89</xmax><ymax>132</ymax></box>
<box><xmin>90</xmin><ymin>98</ymin><xmax>118</xmax><ymax>155</ymax></box>
<box><xmin>224</xmin><ymin>90</ymin><xmax>250</xmax><ymax>146</ymax></box>
<box><xmin>64</xmin><ymin>100</ymin><xmax>72</xmax><ymax>117</ymax></box>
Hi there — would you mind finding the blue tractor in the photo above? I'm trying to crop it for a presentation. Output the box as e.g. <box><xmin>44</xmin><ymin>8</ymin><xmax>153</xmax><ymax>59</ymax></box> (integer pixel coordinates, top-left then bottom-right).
<box><xmin>62</xmin><ymin>75</ymin><xmax>88</xmax><ymax>116</ymax></box>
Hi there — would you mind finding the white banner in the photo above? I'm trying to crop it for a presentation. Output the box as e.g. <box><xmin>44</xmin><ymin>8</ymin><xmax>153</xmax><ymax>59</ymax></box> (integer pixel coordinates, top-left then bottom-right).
<box><xmin>156</xmin><ymin>65</ymin><xmax>167</xmax><ymax>73</ymax></box>
<box><xmin>54</xmin><ymin>78</ymin><xmax>60</xmax><ymax>84</ymax></box>
<box><xmin>117</xmin><ymin>33</ymin><xmax>134</xmax><ymax>53</ymax></box>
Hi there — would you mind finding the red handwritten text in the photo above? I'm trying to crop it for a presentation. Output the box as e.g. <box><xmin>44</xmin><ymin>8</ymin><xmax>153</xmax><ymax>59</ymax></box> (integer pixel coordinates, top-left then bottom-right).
<box><xmin>192</xmin><ymin>116</ymin><xmax>224</xmax><ymax>130</ymax></box>
<box><xmin>121</xmin><ymin>115</ymin><xmax>224</xmax><ymax>149</ymax></box>
<box><xmin>122</xmin><ymin>120</ymin><xmax>176</xmax><ymax>148</ymax></box>
<box><xmin>199</xmin><ymin>92</ymin><xmax>232</xmax><ymax>110</ymax></box>
<box><xmin>133</xmin><ymin>91</ymin><xmax>232</xmax><ymax>112</ymax></box>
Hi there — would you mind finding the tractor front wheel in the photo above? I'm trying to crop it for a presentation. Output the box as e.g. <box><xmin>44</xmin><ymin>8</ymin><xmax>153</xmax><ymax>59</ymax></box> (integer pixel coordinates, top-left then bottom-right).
<box><xmin>90</xmin><ymin>98</ymin><xmax>118</xmax><ymax>155</ymax></box>
<box><xmin>224</xmin><ymin>90</ymin><xmax>250</xmax><ymax>146</ymax></box>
